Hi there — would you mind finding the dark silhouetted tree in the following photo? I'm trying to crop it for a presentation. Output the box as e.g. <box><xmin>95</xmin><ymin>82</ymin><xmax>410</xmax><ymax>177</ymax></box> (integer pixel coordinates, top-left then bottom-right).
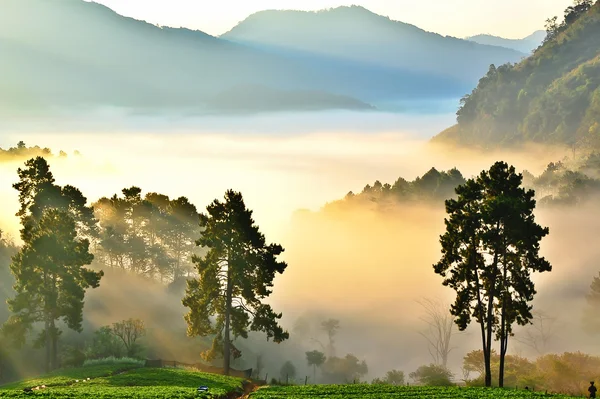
<box><xmin>434</xmin><ymin>161</ymin><xmax>550</xmax><ymax>387</ymax></box>
<box><xmin>182</xmin><ymin>190</ymin><xmax>289</xmax><ymax>375</ymax></box>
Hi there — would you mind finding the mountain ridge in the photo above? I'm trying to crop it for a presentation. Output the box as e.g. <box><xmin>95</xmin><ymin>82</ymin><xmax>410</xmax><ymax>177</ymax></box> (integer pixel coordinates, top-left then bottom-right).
<box><xmin>466</xmin><ymin>30</ymin><xmax>546</xmax><ymax>53</ymax></box>
<box><xmin>1</xmin><ymin>0</ymin><xmax>527</xmax><ymax>114</ymax></box>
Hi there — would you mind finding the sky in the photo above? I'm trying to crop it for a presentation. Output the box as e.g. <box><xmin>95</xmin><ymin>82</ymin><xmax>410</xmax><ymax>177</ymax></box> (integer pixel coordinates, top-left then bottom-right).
<box><xmin>89</xmin><ymin>0</ymin><xmax>573</xmax><ymax>39</ymax></box>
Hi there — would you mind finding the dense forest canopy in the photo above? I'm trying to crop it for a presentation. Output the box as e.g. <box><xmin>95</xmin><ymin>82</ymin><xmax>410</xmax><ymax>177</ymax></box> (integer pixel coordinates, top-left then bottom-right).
<box><xmin>435</xmin><ymin>0</ymin><xmax>600</xmax><ymax>149</ymax></box>
<box><xmin>323</xmin><ymin>153</ymin><xmax>600</xmax><ymax>212</ymax></box>
<box><xmin>0</xmin><ymin>141</ymin><xmax>77</xmax><ymax>162</ymax></box>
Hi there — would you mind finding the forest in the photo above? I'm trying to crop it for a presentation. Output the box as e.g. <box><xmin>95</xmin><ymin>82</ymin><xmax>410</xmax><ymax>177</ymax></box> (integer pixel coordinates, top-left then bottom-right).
<box><xmin>435</xmin><ymin>0</ymin><xmax>600</xmax><ymax>149</ymax></box>
<box><xmin>0</xmin><ymin>143</ymin><xmax>600</xmax><ymax>397</ymax></box>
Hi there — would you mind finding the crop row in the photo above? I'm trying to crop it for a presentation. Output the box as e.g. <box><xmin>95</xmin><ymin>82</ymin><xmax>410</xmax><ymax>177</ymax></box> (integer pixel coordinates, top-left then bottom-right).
<box><xmin>0</xmin><ymin>367</ymin><xmax>245</xmax><ymax>398</ymax></box>
<box><xmin>249</xmin><ymin>385</ymin><xmax>580</xmax><ymax>399</ymax></box>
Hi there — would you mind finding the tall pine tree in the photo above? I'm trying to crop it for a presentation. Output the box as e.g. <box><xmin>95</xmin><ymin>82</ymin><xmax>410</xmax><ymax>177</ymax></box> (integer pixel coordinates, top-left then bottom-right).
<box><xmin>182</xmin><ymin>190</ymin><xmax>289</xmax><ymax>375</ymax></box>
<box><xmin>434</xmin><ymin>161</ymin><xmax>550</xmax><ymax>387</ymax></box>
<box><xmin>3</xmin><ymin>157</ymin><xmax>103</xmax><ymax>372</ymax></box>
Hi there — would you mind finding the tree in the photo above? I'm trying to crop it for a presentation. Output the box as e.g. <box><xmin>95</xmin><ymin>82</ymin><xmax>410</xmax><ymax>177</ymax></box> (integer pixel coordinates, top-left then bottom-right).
<box><xmin>111</xmin><ymin>318</ymin><xmax>146</xmax><ymax>358</ymax></box>
<box><xmin>86</xmin><ymin>326</ymin><xmax>124</xmax><ymax>359</ymax></box>
<box><xmin>479</xmin><ymin>162</ymin><xmax>551</xmax><ymax>387</ymax></box>
<box><xmin>409</xmin><ymin>364</ymin><xmax>453</xmax><ymax>386</ymax></box>
<box><xmin>321</xmin><ymin>319</ymin><xmax>340</xmax><ymax>357</ymax></box>
<box><xmin>321</xmin><ymin>354</ymin><xmax>368</xmax><ymax>383</ymax></box>
<box><xmin>182</xmin><ymin>190</ymin><xmax>289</xmax><ymax>375</ymax></box>
<box><xmin>514</xmin><ymin>310</ymin><xmax>558</xmax><ymax>355</ymax></box>
<box><xmin>4</xmin><ymin>209</ymin><xmax>101</xmax><ymax>372</ymax></box>
<box><xmin>280</xmin><ymin>361</ymin><xmax>297</xmax><ymax>383</ymax></box>
<box><xmin>583</xmin><ymin>272</ymin><xmax>600</xmax><ymax>335</ymax></box>
<box><xmin>417</xmin><ymin>298</ymin><xmax>456</xmax><ymax>368</ymax></box>
<box><xmin>306</xmin><ymin>350</ymin><xmax>326</xmax><ymax>383</ymax></box>
<box><xmin>433</xmin><ymin>177</ymin><xmax>490</xmax><ymax>385</ymax></box>
<box><xmin>253</xmin><ymin>353</ymin><xmax>264</xmax><ymax>380</ymax></box>
<box><xmin>434</xmin><ymin>162</ymin><xmax>551</xmax><ymax>387</ymax></box>
<box><xmin>373</xmin><ymin>369</ymin><xmax>405</xmax><ymax>385</ymax></box>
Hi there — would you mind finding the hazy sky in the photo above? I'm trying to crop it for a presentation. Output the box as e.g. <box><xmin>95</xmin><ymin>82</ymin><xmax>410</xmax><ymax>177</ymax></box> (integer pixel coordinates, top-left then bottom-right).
<box><xmin>90</xmin><ymin>0</ymin><xmax>572</xmax><ymax>39</ymax></box>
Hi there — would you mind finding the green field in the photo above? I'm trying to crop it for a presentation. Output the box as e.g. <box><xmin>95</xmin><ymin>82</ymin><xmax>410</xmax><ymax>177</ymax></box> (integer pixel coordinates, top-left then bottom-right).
<box><xmin>248</xmin><ymin>385</ymin><xmax>581</xmax><ymax>398</ymax></box>
<box><xmin>1</xmin><ymin>368</ymin><xmax>587</xmax><ymax>399</ymax></box>
<box><xmin>0</xmin><ymin>365</ymin><xmax>245</xmax><ymax>398</ymax></box>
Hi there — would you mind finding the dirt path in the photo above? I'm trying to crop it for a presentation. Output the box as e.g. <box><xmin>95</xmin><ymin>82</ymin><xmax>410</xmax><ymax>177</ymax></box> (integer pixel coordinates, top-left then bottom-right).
<box><xmin>230</xmin><ymin>380</ymin><xmax>261</xmax><ymax>399</ymax></box>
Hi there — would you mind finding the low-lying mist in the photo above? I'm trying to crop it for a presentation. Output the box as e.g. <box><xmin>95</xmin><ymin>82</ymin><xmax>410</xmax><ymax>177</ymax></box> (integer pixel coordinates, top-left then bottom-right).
<box><xmin>0</xmin><ymin>112</ymin><xmax>596</xmax><ymax>382</ymax></box>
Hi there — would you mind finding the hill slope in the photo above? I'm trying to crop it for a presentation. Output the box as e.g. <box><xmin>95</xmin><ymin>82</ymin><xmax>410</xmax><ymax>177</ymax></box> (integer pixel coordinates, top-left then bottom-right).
<box><xmin>466</xmin><ymin>30</ymin><xmax>546</xmax><ymax>53</ymax></box>
<box><xmin>221</xmin><ymin>6</ymin><xmax>526</xmax><ymax>86</ymax></box>
<box><xmin>434</xmin><ymin>2</ymin><xmax>600</xmax><ymax>148</ymax></box>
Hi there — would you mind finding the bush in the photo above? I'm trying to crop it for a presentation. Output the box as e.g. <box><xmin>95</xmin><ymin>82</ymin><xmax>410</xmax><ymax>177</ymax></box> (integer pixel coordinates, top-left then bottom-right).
<box><xmin>83</xmin><ymin>356</ymin><xmax>145</xmax><ymax>368</ymax></box>
<box><xmin>409</xmin><ymin>364</ymin><xmax>454</xmax><ymax>386</ymax></box>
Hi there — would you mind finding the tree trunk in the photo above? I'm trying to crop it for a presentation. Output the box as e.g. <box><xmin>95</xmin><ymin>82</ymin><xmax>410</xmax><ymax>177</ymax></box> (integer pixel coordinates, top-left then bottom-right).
<box><xmin>44</xmin><ymin>316</ymin><xmax>51</xmax><ymax>373</ymax></box>
<box><xmin>223</xmin><ymin>275</ymin><xmax>233</xmax><ymax>376</ymax></box>
<box><xmin>499</xmin><ymin>334</ymin><xmax>506</xmax><ymax>387</ymax></box>
<box><xmin>498</xmin><ymin>240</ymin><xmax>509</xmax><ymax>388</ymax></box>
<box><xmin>313</xmin><ymin>365</ymin><xmax>316</xmax><ymax>384</ymax></box>
<box><xmin>472</xmin><ymin>241</ymin><xmax>492</xmax><ymax>388</ymax></box>
<box><xmin>484</xmin><ymin>249</ymin><xmax>500</xmax><ymax>387</ymax></box>
<box><xmin>51</xmin><ymin>319</ymin><xmax>58</xmax><ymax>370</ymax></box>
<box><xmin>44</xmin><ymin>269</ymin><xmax>51</xmax><ymax>373</ymax></box>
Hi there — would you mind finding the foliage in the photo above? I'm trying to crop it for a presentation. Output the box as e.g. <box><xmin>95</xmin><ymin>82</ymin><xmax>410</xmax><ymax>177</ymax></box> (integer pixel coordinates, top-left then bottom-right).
<box><xmin>436</xmin><ymin>1</ymin><xmax>600</xmax><ymax>149</ymax></box>
<box><xmin>93</xmin><ymin>188</ymin><xmax>201</xmax><ymax>282</ymax></box>
<box><xmin>434</xmin><ymin>162</ymin><xmax>551</xmax><ymax>387</ymax></box>
<box><xmin>321</xmin><ymin>354</ymin><xmax>368</xmax><ymax>384</ymax></box>
<box><xmin>409</xmin><ymin>364</ymin><xmax>454</xmax><ymax>386</ymax></box>
<box><xmin>182</xmin><ymin>190</ymin><xmax>289</xmax><ymax>375</ymax></box>
<box><xmin>249</xmin><ymin>384</ymin><xmax>581</xmax><ymax>398</ymax></box>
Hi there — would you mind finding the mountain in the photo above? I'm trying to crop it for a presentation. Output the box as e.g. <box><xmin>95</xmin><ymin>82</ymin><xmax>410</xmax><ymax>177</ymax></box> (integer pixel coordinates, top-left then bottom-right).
<box><xmin>205</xmin><ymin>84</ymin><xmax>374</xmax><ymax>113</ymax></box>
<box><xmin>0</xmin><ymin>1</ymin><xmax>525</xmax><ymax>114</ymax></box>
<box><xmin>434</xmin><ymin>1</ymin><xmax>600</xmax><ymax>149</ymax></box>
<box><xmin>221</xmin><ymin>6</ymin><xmax>526</xmax><ymax>86</ymax></box>
<box><xmin>0</xmin><ymin>0</ymin><xmax>373</xmax><ymax>114</ymax></box>
<box><xmin>466</xmin><ymin>30</ymin><xmax>546</xmax><ymax>53</ymax></box>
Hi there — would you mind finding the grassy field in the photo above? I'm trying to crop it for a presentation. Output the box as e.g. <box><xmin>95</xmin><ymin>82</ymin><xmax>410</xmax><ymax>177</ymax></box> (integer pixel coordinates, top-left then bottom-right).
<box><xmin>0</xmin><ymin>364</ymin><xmax>246</xmax><ymax>398</ymax></box>
<box><xmin>248</xmin><ymin>384</ymin><xmax>583</xmax><ymax>398</ymax></box>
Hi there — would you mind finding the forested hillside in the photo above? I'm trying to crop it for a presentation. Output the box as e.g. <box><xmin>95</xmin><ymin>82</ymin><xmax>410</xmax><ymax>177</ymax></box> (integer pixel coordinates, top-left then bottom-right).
<box><xmin>322</xmin><ymin>153</ymin><xmax>600</xmax><ymax>213</ymax></box>
<box><xmin>435</xmin><ymin>0</ymin><xmax>600</xmax><ymax>149</ymax></box>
